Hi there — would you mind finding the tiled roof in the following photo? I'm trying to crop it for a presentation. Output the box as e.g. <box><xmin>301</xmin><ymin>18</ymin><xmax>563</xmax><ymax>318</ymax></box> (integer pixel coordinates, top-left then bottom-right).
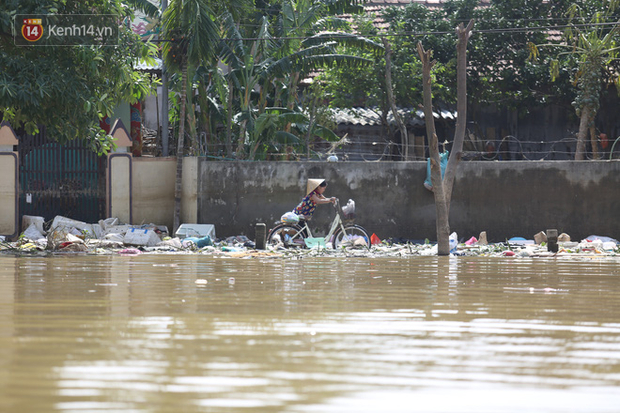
<box><xmin>363</xmin><ymin>0</ymin><xmax>492</xmax><ymax>8</ymax></box>
<box><xmin>363</xmin><ymin>0</ymin><xmax>491</xmax><ymax>12</ymax></box>
<box><xmin>355</xmin><ymin>0</ymin><xmax>493</xmax><ymax>31</ymax></box>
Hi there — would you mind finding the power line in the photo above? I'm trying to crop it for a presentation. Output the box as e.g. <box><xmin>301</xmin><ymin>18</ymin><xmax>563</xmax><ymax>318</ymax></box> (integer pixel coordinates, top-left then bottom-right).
<box><xmin>207</xmin><ymin>21</ymin><xmax>620</xmax><ymax>43</ymax></box>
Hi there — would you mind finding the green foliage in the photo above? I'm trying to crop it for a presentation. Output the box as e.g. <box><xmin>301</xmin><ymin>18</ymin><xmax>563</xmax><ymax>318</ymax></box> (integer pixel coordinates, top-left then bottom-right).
<box><xmin>0</xmin><ymin>0</ymin><xmax>159</xmax><ymax>153</ymax></box>
<box><xmin>180</xmin><ymin>0</ymin><xmax>382</xmax><ymax>160</ymax></box>
<box><xmin>161</xmin><ymin>0</ymin><xmax>220</xmax><ymax>72</ymax></box>
<box><xmin>531</xmin><ymin>1</ymin><xmax>620</xmax><ymax>119</ymax></box>
<box><xmin>322</xmin><ymin>0</ymin><xmax>589</xmax><ymax>116</ymax></box>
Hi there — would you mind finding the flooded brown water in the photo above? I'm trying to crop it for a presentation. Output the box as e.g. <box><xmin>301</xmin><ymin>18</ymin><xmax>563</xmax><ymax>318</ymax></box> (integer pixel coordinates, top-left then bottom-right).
<box><xmin>1</xmin><ymin>254</ymin><xmax>620</xmax><ymax>412</ymax></box>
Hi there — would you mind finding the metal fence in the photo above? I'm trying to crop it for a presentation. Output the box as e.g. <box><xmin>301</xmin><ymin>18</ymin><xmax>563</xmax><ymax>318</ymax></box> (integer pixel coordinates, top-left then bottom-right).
<box><xmin>18</xmin><ymin>127</ymin><xmax>106</xmax><ymax>226</ymax></box>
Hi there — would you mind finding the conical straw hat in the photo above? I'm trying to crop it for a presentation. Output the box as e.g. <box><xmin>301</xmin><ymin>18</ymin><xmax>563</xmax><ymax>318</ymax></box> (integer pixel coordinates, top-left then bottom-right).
<box><xmin>306</xmin><ymin>178</ymin><xmax>325</xmax><ymax>196</ymax></box>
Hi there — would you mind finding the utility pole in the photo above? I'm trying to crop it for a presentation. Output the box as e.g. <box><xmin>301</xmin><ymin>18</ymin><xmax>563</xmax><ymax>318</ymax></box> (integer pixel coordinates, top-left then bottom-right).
<box><xmin>161</xmin><ymin>0</ymin><xmax>169</xmax><ymax>156</ymax></box>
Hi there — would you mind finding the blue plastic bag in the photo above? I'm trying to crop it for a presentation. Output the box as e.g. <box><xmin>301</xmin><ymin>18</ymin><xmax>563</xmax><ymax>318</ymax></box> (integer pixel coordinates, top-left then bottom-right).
<box><xmin>424</xmin><ymin>151</ymin><xmax>449</xmax><ymax>191</ymax></box>
<box><xmin>184</xmin><ymin>236</ymin><xmax>213</xmax><ymax>248</ymax></box>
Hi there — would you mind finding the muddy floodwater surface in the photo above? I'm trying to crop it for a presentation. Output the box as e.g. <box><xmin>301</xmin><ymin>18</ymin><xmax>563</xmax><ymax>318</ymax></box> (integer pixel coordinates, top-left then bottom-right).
<box><xmin>1</xmin><ymin>254</ymin><xmax>620</xmax><ymax>412</ymax></box>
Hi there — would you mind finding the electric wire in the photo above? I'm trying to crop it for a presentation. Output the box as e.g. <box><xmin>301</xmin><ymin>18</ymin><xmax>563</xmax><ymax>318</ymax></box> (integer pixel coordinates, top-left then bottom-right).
<box><xmin>179</xmin><ymin>136</ymin><xmax>620</xmax><ymax>162</ymax></box>
<box><xmin>148</xmin><ymin>20</ymin><xmax>620</xmax><ymax>43</ymax></box>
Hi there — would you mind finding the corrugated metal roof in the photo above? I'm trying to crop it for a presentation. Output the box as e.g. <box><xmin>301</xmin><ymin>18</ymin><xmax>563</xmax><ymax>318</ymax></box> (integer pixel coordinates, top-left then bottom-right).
<box><xmin>135</xmin><ymin>57</ymin><xmax>162</xmax><ymax>72</ymax></box>
<box><xmin>331</xmin><ymin>106</ymin><xmax>456</xmax><ymax>126</ymax></box>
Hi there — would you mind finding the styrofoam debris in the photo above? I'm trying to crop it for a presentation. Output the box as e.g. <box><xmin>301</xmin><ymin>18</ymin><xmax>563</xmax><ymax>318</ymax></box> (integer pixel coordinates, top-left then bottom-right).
<box><xmin>22</xmin><ymin>215</ymin><xmax>45</xmax><ymax>235</ymax></box>
<box><xmin>124</xmin><ymin>228</ymin><xmax>161</xmax><ymax>247</ymax></box>
<box><xmin>23</xmin><ymin>223</ymin><xmax>45</xmax><ymax>241</ymax></box>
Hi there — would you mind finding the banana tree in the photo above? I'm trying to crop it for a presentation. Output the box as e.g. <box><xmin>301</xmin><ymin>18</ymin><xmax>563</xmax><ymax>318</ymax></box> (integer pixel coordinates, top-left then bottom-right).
<box><xmin>270</xmin><ymin>0</ymin><xmax>383</xmax><ymax>112</ymax></box>
<box><xmin>218</xmin><ymin>4</ymin><xmax>382</xmax><ymax>160</ymax></box>
<box><xmin>219</xmin><ymin>13</ymin><xmax>276</xmax><ymax>159</ymax></box>
<box><xmin>245</xmin><ymin>107</ymin><xmax>341</xmax><ymax>159</ymax></box>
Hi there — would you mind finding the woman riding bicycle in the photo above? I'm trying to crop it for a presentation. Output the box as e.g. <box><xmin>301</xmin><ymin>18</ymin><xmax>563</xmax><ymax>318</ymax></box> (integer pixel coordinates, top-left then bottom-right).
<box><xmin>270</xmin><ymin>178</ymin><xmax>369</xmax><ymax>249</ymax></box>
<box><xmin>292</xmin><ymin>179</ymin><xmax>336</xmax><ymax>232</ymax></box>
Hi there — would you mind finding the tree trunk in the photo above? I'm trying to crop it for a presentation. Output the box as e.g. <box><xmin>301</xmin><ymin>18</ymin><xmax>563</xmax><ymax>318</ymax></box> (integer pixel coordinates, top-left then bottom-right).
<box><xmin>226</xmin><ymin>78</ymin><xmax>233</xmax><ymax>158</ymax></box>
<box><xmin>443</xmin><ymin>21</ymin><xmax>474</xmax><ymax>205</ymax></box>
<box><xmin>418</xmin><ymin>42</ymin><xmax>450</xmax><ymax>255</ymax></box>
<box><xmin>383</xmin><ymin>38</ymin><xmax>408</xmax><ymax>161</ymax></box>
<box><xmin>575</xmin><ymin>106</ymin><xmax>590</xmax><ymax>160</ymax></box>
<box><xmin>284</xmin><ymin>72</ymin><xmax>300</xmax><ymax>134</ymax></box>
<box><xmin>173</xmin><ymin>58</ymin><xmax>188</xmax><ymax>235</ymax></box>
<box><xmin>417</xmin><ymin>20</ymin><xmax>474</xmax><ymax>256</ymax></box>
<box><xmin>590</xmin><ymin>123</ymin><xmax>598</xmax><ymax>160</ymax></box>
<box><xmin>305</xmin><ymin>94</ymin><xmax>317</xmax><ymax>160</ymax></box>
<box><xmin>236</xmin><ymin>117</ymin><xmax>247</xmax><ymax>159</ymax></box>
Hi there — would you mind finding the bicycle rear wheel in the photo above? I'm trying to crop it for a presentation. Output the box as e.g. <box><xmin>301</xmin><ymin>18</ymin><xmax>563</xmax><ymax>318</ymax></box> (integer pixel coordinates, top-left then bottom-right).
<box><xmin>267</xmin><ymin>223</ymin><xmax>306</xmax><ymax>248</ymax></box>
<box><xmin>333</xmin><ymin>224</ymin><xmax>370</xmax><ymax>249</ymax></box>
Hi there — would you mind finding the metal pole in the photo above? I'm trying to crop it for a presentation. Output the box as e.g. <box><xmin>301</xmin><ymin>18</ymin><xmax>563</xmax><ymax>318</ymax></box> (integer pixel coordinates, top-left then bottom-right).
<box><xmin>161</xmin><ymin>0</ymin><xmax>169</xmax><ymax>156</ymax></box>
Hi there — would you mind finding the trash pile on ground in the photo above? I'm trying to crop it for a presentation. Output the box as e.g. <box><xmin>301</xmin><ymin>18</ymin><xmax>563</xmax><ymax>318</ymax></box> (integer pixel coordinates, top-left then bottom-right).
<box><xmin>2</xmin><ymin>216</ymin><xmax>620</xmax><ymax>259</ymax></box>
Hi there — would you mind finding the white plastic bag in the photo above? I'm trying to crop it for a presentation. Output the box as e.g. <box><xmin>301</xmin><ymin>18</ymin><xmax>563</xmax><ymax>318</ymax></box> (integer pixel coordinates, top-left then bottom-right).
<box><xmin>281</xmin><ymin>212</ymin><xmax>300</xmax><ymax>224</ymax></box>
<box><xmin>342</xmin><ymin>199</ymin><xmax>355</xmax><ymax>215</ymax></box>
<box><xmin>449</xmin><ymin>232</ymin><xmax>458</xmax><ymax>253</ymax></box>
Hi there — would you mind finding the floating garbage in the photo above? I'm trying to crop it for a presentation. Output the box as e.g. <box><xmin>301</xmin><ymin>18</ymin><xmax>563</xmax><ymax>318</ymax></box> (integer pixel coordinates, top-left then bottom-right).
<box><xmin>124</xmin><ymin>228</ymin><xmax>161</xmax><ymax>247</ymax></box>
<box><xmin>4</xmin><ymin>214</ymin><xmax>620</xmax><ymax>259</ymax></box>
<box><xmin>465</xmin><ymin>236</ymin><xmax>477</xmax><ymax>246</ymax></box>
<box><xmin>449</xmin><ymin>232</ymin><xmax>458</xmax><ymax>253</ymax></box>
<box><xmin>507</xmin><ymin>237</ymin><xmax>535</xmax><ymax>246</ymax></box>
<box><xmin>370</xmin><ymin>233</ymin><xmax>382</xmax><ymax>245</ymax></box>
<box><xmin>175</xmin><ymin>224</ymin><xmax>216</xmax><ymax>240</ymax></box>
<box><xmin>183</xmin><ymin>236</ymin><xmax>213</xmax><ymax>248</ymax></box>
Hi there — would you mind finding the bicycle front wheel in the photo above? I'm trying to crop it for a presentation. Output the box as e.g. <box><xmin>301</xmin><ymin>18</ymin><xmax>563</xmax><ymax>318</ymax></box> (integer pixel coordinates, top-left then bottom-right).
<box><xmin>267</xmin><ymin>223</ymin><xmax>306</xmax><ymax>248</ymax></box>
<box><xmin>333</xmin><ymin>224</ymin><xmax>371</xmax><ymax>249</ymax></box>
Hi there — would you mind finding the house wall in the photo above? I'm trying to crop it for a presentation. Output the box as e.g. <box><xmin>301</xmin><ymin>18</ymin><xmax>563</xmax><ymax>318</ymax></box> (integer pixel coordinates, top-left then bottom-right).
<box><xmin>197</xmin><ymin>160</ymin><xmax>620</xmax><ymax>243</ymax></box>
<box><xmin>141</xmin><ymin>86</ymin><xmax>162</xmax><ymax>131</ymax></box>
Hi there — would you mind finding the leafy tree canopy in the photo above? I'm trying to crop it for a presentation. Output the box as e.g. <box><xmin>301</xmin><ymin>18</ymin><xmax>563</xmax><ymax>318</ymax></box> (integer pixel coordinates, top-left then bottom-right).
<box><xmin>0</xmin><ymin>0</ymin><xmax>159</xmax><ymax>153</ymax></box>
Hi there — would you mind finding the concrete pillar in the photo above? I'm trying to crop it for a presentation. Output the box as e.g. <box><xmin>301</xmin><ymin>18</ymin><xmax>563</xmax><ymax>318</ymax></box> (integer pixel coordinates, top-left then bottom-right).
<box><xmin>107</xmin><ymin>119</ymin><xmax>132</xmax><ymax>223</ymax></box>
<box><xmin>547</xmin><ymin>229</ymin><xmax>558</xmax><ymax>253</ymax></box>
<box><xmin>0</xmin><ymin>122</ymin><xmax>19</xmax><ymax>239</ymax></box>
<box><xmin>255</xmin><ymin>223</ymin><xmax>266</xmax><ymax>250</ymax></box>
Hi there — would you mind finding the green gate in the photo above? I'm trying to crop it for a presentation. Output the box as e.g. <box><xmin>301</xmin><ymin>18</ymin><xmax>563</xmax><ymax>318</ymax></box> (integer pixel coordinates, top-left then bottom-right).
<box><xmin>18</xmin><ymin>128</ymin><xmax>106</xmax><ymax>225</ymax></box>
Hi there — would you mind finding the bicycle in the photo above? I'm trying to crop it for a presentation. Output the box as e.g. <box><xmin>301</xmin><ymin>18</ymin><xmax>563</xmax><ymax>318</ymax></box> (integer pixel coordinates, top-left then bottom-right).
<box><xmin>267</xmin><ymin>199</ymin><xmax>371</xmax><ymax>249</ymax></box>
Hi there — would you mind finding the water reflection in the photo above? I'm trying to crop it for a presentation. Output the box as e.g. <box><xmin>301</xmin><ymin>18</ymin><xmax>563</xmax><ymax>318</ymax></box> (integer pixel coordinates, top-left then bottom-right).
<box><xmin>0</xmin><ymin>255</ymin><xmax>620</xmax><ymax>412</ymax></box>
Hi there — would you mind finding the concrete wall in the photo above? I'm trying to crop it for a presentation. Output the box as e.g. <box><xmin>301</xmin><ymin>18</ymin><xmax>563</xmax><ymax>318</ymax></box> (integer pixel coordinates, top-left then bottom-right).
<box><xmin>4</xmin><ymin>155</ymin><xmax>620</xmax><ymax>243</ymax></box>
<box><xmin>131</xmin><ymin>157</ymin><xmax>198</xmax><ymax>231</ymax></box>
<box><xmin>108</xmin><ymin>154</ymin><xmax>132</xmax><ymax>224</ymax></box>
<box><xmin>198</xmin><ymin>160</ymin><xmax>620</xmax><ymax>243</ymax></box>
<box><xmin>132</xmin><ymin>157</ymin><xmax>175</xmax><ymax>228</ymax></box>
<box><xmin>0</xmin><ymin>153</ymin><xmax>18</xmax><ymax>238</ymax></box>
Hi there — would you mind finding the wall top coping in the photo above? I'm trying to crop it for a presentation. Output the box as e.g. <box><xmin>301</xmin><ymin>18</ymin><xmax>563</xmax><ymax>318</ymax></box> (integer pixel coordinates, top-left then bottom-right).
<box><xmin>110</xmin><ymin>118</ymin><xmax>132</xmax><ymax>148</ymax></box>
<box><xmin>0</xmin><ymin>122</ymin><xmax>19</xmax><ymax>146</ymax></box>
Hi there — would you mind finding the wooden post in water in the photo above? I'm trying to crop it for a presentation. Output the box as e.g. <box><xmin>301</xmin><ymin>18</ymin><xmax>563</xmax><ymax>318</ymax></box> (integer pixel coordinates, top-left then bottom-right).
<box><xmin>255</xmin><ymin>223</ymin><xmax>266</xmax><ymax>250</ymax></box>
<box><xmin>547</xmin><ymin>229</ymin><xmax>558</xmax><ymax>253</ymax></box>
